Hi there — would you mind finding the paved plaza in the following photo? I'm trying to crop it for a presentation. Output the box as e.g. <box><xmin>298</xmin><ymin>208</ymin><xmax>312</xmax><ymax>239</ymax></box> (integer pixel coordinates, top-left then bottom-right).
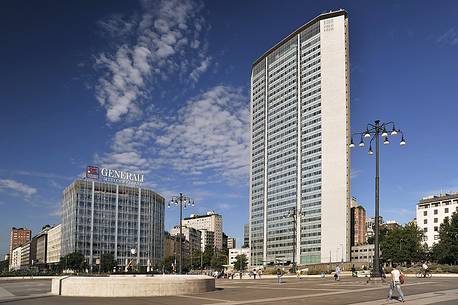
<box><xmin>1</xmin><ymin>276</ymin><xmax>458</xmax><ymax>305</ymax></box>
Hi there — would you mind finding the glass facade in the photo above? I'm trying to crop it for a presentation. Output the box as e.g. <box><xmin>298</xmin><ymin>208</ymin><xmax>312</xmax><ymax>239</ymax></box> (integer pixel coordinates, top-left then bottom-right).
<box><xmin>61</xmin><ymin>179</ymin><xmax>164</xmax><ymax>268</ymax></box>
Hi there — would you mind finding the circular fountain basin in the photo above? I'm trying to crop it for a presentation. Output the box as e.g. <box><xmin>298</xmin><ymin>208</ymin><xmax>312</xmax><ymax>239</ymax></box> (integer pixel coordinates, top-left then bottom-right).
<box><xmin>51</xmin><ymin>274</ymin><xmax>215</xmax><ymax>297</ymax></box>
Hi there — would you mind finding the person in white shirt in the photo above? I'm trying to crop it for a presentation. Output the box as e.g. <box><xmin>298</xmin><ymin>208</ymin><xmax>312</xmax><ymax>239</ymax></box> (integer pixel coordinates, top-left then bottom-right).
<box><xmin>387</xmin><ymin>264</ymin><xmax>405</xmax><ymax>303</ymax></box>
<box><xmin>422</xmin><ymin>262</ymin><xmax>429</xmax><ymax>278</ymax></box>
<box><xmin>335</xmin><ymin>265</ymin><xmax>341</xmax><ymax>281</ymax></box>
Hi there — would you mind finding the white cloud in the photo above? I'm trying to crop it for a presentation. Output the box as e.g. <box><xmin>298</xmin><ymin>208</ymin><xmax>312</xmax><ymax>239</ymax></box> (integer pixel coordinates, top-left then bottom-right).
<box><xmin>350</xmin><ymin>168</ymin><xmax>362</xmax><ymax>179</ymax></box>
<box><xmin>156</xmin><ymin>86</ymin><xmax>249</xmax><ymax>182</ymax></box>
<box><xmin>190</xmin><ymin>56</ymin><xmax>211</xmax><ymax>82</ymax></box>
<box><xmin>95</xmin><ymin>0</ymin><xmax>209</xmax><ymax>123</ymax></box>
<box><xmin>437</xmin><ymin>27</ymin><xmax>458</xmax><ymax>46</ymax></box>
<box><xmin>97</xmin><ymin>85</ymin><xmax>250</xmax><ymax>184</ymax></box>
<box><xmin>97</xmin><ymin>14</ymin><xmax>137</xmax><ymax>38</ymax></box>
<box><xmin>0</xmin><ymin>179</ymin><xmax>37</xmax><ymax>198</ymax></box>
<box><xmin>217</xmin><ymin>203</ymin><xmax>234</xmax><ymax>210</ymax></box>
<box><xmin>0</xmin><ymin>169</ymin><xmax>73</xmax><ymax>181</ymax></box>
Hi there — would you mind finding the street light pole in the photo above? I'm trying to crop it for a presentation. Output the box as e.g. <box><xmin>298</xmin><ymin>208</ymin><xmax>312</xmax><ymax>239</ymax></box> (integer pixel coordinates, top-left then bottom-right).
<box><xmin>169</xmin><ymin>193</ymin><xmax>195</xmax><ymax>274</ymax></box>
<box><xmin>350</xmin><ymin>120</ymin><xmax>406</xmax><ymax>278</ymax></box>
<box><xmin>284</xmin><ymin>207</ymin><xmax>300</xmax><ymax>273</ymax></box>
<box><xmin>373</xmin><ymin>120</ymin><xmax>381</xmax><ymax>277</ymax></box>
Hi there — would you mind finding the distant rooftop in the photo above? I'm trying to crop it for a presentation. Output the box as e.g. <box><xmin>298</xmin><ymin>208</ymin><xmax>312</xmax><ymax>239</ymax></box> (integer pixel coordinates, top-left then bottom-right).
<box><xmin>419</xmin><ymin>192</ymin><xmax>458</xmax><ymax>204</ymax></box>
<box><xmin>184</xmin><ymin>211</ymin><xmax>221</xmax><ymax>220</ymax></box>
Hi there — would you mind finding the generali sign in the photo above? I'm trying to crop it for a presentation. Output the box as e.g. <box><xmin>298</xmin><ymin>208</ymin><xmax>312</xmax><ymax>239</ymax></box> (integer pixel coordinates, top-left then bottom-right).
<box><xmin>86</xmin><ymin>166</ymin><xmax>144</xmax><ymax>185</ymax></box>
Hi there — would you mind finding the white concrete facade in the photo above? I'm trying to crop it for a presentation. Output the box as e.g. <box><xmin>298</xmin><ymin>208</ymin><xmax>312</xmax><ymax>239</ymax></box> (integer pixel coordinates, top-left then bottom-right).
<box><xmin>249</xmin><ymin>10</ymin><xmax>350</xmax><ymax>266</ymax></box>
<box><xmin>182</xmin><ymin>211</ymin><xmax>223</xmax><ymax>250</ymax></box>
<box><xmin>319</xmin><ymin>13</ymin><xmax>351</xmax><ymax>264</ymax></box>
<box><xmin>170</xmin><ymin>225</ymin><xmax>201</xmax><ymax>254</ymax></box>
<box><xmin>10</xmin><ymin>246</ymin><xmax>22</xmax><ymax>271</ymax></box>
<box><xmin>228</xmin><ymin>248</ymin><xmax>251</xmax><ymax>267</ymax></box>
<box><xmin>350</xmin><ymin>244</ymin><xmax>375</xmax><ymax>264</ymax></box>
<box><xmin>416</xmin><ymin>193</ymin><xmax>458</xmax><ymax>248</ymax></box>
<box><xmin>227</xmin><ymin>237</ymin><xmax>236</xmax><ymax>249</ymax></box>
<box><xmin>46</xmin><ymin>224</ymin><xmax>61</xmax><ymax>264</ymax></box>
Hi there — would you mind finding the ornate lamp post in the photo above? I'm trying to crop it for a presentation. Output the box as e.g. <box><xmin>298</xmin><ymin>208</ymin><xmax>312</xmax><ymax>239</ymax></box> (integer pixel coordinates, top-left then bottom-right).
<box><xmin>350</xmin><ymin>120</ymin><xmax>406</xmax><ymax>277</ymax></box>
<box><xmin>168</xmin><ymin>193</ymin><xmax>195</xmax><ymax>274</ymax></box>
<box><xmin>284</xmin><ymin>207</ymin><xmax>301</xmax><ymax>273</ymax></box>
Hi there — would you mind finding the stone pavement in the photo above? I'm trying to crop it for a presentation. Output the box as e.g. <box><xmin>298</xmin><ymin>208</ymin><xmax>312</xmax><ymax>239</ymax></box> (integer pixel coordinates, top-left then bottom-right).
<box><xmin>1</xmin><ymin>276</ymin><xmax>458</xmax><ymax>304</ymax></box>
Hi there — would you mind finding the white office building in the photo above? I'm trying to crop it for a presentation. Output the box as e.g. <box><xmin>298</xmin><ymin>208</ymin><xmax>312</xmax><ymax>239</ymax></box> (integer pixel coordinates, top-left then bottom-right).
<box><xmin>350</xmin><ymin>244</ymin><xmax>375</xmax><ymax>264</ymax></box>
<box><xmin>46</xmin><ymin>224</ymin><xmax>61</xmax><ymax>264</ymax></box>
<box><xmin>10</xmin><ymin>246</ymin><xmax>22</xmax><ymax>271</ymax></box>
<box><xmin>249</xmin><ymin>10</ymin><xmax>351</xmax><ymax>266</ymax></box>
<box><xmin>228</xmin><ymin>248</ymin><xmax>251</xmax><ymax>268</ymax></box>
<box><xmin>416</xmin><ymin>192</ymin><xmax>458</xmax><ymax>248</ymax></box>
<box><xmin>61</xmin><ymin>166</ymin><xmax>165</xmax><ymax>269</ymax></box>
<box><xmin>182</xmin><ymin>211</ymin><xmax>223</xmax><ymax>250</ymax></box>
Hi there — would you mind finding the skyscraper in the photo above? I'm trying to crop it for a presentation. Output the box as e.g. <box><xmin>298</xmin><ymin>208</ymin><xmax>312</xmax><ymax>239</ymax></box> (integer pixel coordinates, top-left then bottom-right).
<box><xmin>249</xmin><ymin>10</ymin><xmax>350</xmax><ymax>266</ymax></box>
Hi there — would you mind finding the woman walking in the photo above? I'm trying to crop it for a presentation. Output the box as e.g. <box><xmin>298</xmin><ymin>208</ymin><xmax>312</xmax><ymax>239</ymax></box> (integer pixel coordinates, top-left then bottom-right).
<box><xmin>387</xmin><ymin>264</ymin><xmax>405</xmax><ymax>303</ymax></box>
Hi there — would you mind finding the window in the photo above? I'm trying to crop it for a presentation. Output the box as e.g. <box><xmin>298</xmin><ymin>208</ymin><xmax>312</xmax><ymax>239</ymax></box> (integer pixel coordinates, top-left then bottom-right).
<box><xmin>434</xmin><ymin>218</ymin><xmax>438</xmax><ymax>223</ymax></box>
<box><xmin>434</xmin><ymin>226</ymin><xmax>438</xmax><ymax>232</ymax></box>
<box><xmin>434</xmin><ymin>209</ymin><xmax>438</xmax><ymax>215</ymax></box>
<box><xmin>424</xmin><ymin>219</ymin><xmax>427</xmax><ymax>224</ymax></box>
<box><xmin>423</xmin><ymin>211</ymin><xmax>427</xmax><ymax>216</ymax></box>
<box><xmin>445</xmin><ymin>208</ymin><xmax>449</xmax><ymax>213</ymax></box>
<box><xmin>423</xmin><ymin>227</ymin><xmax>428</xmax><ymax>232</ymax></box>
<box><xmin>434</xmin><ymin>235</ymin><xmax>440</xmax><ymax>240</ymax></box>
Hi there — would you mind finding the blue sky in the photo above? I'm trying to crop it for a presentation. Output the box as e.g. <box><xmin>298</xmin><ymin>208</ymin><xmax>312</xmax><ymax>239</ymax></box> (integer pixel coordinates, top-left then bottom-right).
<box><xmin>1</xmin><ymin>0</ymin><xmax>458</xmax><ymax>257</ymax></box>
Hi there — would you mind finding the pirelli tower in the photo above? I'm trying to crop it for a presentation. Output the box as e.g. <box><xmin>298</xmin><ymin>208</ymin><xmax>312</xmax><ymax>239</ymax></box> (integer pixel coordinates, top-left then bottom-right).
<box><xmin>249</xmin><ymin>10</ymin><xmax>351</xmax><ymax>266</ymax></box>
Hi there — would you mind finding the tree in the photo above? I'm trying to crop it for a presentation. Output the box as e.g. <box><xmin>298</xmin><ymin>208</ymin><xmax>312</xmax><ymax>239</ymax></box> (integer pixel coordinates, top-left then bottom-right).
<box><xmin>234</xmin><ymin>254</ymin><xmax>248</xmax><ymax>272</ymax></box>
<box><xmin>160</xmin><ymin>256</ymin><xmax>176</xmax><ymax>273</ymax></box>
<box><xmin>190</xmin><ymin>249</ymin><xmax>202</xmax><ymax>270</ymax></box>
<box><xmin>60</xmin><ymin>252</ymin><xmax>86</xmax><ymax>272</ymax></box>
<box><xmin>431</xmin><ymin>212</ymin><xmax>458</xmax><ymax>264</ymax></box>
<box><xmin>380</xmin><ymin>223</ymin><xmax>426</xmax><ymax>265</ymax></box>
<box><xmin>211</xmin><ymin>253</ymin><xmax>227</xmax><ymax>269</ymax></box>
<box><xmin>0</xmin><ymin>260</ymin><xmax>8</xmax><ymax>274</ymax></box>
<box><xmin>202</xmin><ymin>245</ymin><xmax>214</xmax><ymax>268</ymax></box>
<box><xmin>100</xmin><ymin>253</ymin><xmax>117</xmax><ymax>273</ymax></box>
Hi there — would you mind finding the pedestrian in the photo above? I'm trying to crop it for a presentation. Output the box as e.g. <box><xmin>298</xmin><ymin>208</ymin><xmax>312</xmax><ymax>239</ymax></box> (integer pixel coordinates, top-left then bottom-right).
<box><xmin>387</xmin><ymin>263</ymin><xmax>405</xmax><ymax>303</ymax></box>
<box><xmin>335</xmin><ymin>265</ymin><xmax>341</xmax><ymax>281</ymax></box>
<box><xmin>276</xmin><ymin>268</ymin><xmax>283</xmax><ymax>284</ymax></box>
<box><xmin>258</xmin><ymin>269</ymin><xmax>262</xmax><ymax>279</ymax></box>
<box><xmin>239</xmin><ymin>271</ymin><xmax>243</xmax><ymax>279</ymax></box>
<box><xmin>253</xmin><ymin>268</ymin><xmax>257</xmax><ymax>280</ymax></box>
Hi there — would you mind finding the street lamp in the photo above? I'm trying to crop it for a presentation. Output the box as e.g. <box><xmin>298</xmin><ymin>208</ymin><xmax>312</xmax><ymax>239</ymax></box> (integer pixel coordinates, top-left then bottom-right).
<box><xmin>283</xmin><ymin>207</ymin><xmax>302</xmax><ymax>273</ymax></box>
<box><xmin>168</xmin><ymin>193</ymin><xmax>195</xmax><ymax>274</ymax></box>
<box><xmin>350</xmin><ymin>120</ymin><xmax>406</xmax><ymax>278</ymax></box>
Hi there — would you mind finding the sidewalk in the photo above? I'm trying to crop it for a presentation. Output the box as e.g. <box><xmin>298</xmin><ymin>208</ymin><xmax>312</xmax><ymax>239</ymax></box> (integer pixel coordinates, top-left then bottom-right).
<box><xmin>349</xmin><ymin>288</ymin><xmax>458</xmax><ymax>305</ymax></box>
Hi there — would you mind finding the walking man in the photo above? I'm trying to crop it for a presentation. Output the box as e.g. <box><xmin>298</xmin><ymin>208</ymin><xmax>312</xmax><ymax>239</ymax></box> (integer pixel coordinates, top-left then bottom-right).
<box><xmin>387</xmin><ymin>264</ymin><xmax>405</xmax><ymax>303</ymax></box>
<box><xmin>335</xmin><ymin>265</ymin><xmax>341</xmax><ymax>281</ymax></box>
<box><xmin>276</xmin><ymin>268</ymin><xmax>283</xmax><ymax>284</ymax></box>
